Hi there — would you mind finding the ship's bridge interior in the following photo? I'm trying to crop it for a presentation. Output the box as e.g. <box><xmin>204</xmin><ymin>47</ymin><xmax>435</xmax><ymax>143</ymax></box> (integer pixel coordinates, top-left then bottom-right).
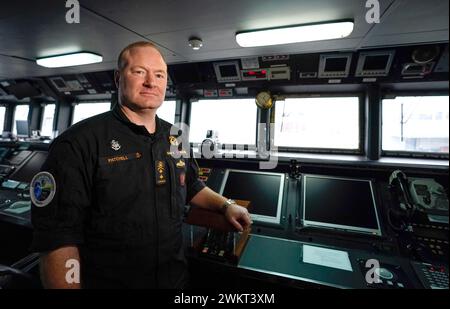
<box><xmin>0</xmin><ymin>0</ymin><xmax>448</xmax><ymax>291</ymax></box>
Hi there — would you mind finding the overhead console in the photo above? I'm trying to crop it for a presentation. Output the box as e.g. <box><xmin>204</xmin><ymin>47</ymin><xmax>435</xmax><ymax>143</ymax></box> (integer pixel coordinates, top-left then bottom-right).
<box><xmin>2</xmin><ymin>43</ymin><xmax>447</xmax><ymax>101</ymax></box>
<box><xmin>166</xmin><ymin>42</ymin><xmax>448</xmax><ymax>91</ymax></box>
<box><xmin>0</xmin><ymin>79</ymin><xmax>51</xmax><ymax>100</ymax></box>
<box><xmin>213</xmin><ymin>58</ymin><xmax>290</xmax><ymax>83</ymax></box>
<box><xmin>0</xmin><ymin>72</ymin><xmax>114</xmax><ymax>101</ymax></box>
<box><xmin>46</xmin><ymin>71</ymin><xmax>115</xmax><ymax>97</ymax></box>
<box><xmin>155</xmin><ymin>43</ymin><xmax>450</xmax><ymax>101</ymax></box>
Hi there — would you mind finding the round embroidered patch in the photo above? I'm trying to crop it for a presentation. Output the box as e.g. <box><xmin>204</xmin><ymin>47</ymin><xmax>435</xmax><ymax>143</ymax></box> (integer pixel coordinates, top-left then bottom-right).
<box><xmin>30</xmin><ymin>172</ymin><xmax>56</xmax><ymax>207</ymax></box>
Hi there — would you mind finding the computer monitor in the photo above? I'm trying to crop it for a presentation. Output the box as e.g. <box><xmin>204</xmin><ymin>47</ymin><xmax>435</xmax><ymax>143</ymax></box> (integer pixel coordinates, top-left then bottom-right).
<box><xmin>16</xmin><ymin>120</ymin><xmax>29</xmax><ymax>138</ymax></box>
<box><xmin>213</xmin><ymin>61</ymin><xmax>241</xmax><ymax>83</ymax></box>
<box><xmin>302</xmin><ymin>174</ymin><xmax>382</xmax><ymax>236</ymax></box>
<box><xmin>355</xmin><ymin>50</ymin><xmax>395</xmax><ymax>77</ymax></box>
<box><xmin>219</xmin><ymin>169</ymin><xmax>285</xmax><ymax>225</ymax></box>
<box><xmin>8</xmin><ymin>151</ymin><xmax>48</xmax><ymax>183</ymax></box>
<box><xmin>318</xmin><ymin>53</ymin><xmax>352</xmax><ymax>78</ymax></box>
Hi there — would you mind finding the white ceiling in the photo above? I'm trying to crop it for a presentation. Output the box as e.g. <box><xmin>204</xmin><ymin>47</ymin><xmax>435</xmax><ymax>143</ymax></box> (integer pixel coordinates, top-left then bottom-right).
<box><xmin>0</xmin><ymin>0</ymin><xmax>448</xmax><ymax>79</ymax></box>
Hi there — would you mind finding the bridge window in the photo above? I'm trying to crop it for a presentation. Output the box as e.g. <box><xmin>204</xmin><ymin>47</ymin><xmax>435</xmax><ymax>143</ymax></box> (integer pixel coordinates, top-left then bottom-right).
<box><xmin>72</xmin><ymin>102</ymin><xmax>111</xmax><ymax>125</ymax></box>
<box><xmin>189</xmin><ymin>99</ymin><xmax>257</xmax><ymax>145</ymax></box>
<box><xmin>157</xmin><ymin>100</ymin><xmax>176</xmax><ymax>124</ymax></box>
<box><xmin>382</xmin><ymin>96</ymin><xmax>449</xmax><ymax>154</ymax></box>
<box><xmin>274</xmin><ymin>97</ymin><xmax>360</xmax><ymax>150</ymax></box>
<box><xmin>40</xmin><ymin>104</ymin><xmax>56</xmax><ymax>137</ymax></box>
<box><xmin>0</xmin><ymin>106</ymin><xmax>5</xmax><ymax>134</ymax></box>
<box><xmin>12</xmin><ymin>105</ymin><xmax>30</xmax><ymax>135</ymax></box>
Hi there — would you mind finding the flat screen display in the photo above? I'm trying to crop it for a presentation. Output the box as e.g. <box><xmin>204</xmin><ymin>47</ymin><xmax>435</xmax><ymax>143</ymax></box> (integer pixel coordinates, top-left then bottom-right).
<box><xmin>302</xmin><ymin>174</ymin><xmax>381</xmax><ymax>236</ymax></box>
<box><xmin>16</xmin><ymin>120</ymin><xmax>29</xmax><ymax>137</ymax></box>
<box><xmin>363</xmin><ymin>55</ymin><xmax>390</xmax><ymax>71</ymax></box>
<box><xmin>220</xmin><ymin>169</ymin><xmax>285</xmax><ymax>224</ymax></box>
<box><xmin>214</xmin><ymin>61</ymin><xmax>241</xmax><ymax>82</ymax></box>
<box><xmin>219</xmin><ymin>65</ymin><xmax>238</xmax><ymax>77</ymax></box>
<box><xmin>324</xmin><ymin>57</ymin><xmax>348</xmax><ymax>72</ymax></box>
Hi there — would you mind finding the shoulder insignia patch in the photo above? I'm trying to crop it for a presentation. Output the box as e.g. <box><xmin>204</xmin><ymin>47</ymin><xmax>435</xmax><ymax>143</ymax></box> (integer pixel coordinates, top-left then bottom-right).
<box><xmin>30</xmin><ymin>172</ymin><xmax>56</xmax><ymax>208</ymax></box>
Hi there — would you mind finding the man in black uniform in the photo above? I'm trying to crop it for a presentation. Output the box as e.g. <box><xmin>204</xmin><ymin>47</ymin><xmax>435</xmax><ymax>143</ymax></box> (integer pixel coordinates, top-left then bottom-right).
<box><xmin>30</xmin><ymin>41</ymin><xmax>251</xmax><ymax>288</ymax></box>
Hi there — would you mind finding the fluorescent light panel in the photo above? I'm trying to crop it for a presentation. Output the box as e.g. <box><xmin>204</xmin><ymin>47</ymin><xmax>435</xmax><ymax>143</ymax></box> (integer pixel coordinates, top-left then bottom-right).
<box><xmin>236</xmin><ymin>21</ymin><xmax>354</xmax><ymax>47</ymax></box>
<box><xmin>36</xmin><ymin>52</ymin><xmax>103</xmax><ymax>68</ymax></box>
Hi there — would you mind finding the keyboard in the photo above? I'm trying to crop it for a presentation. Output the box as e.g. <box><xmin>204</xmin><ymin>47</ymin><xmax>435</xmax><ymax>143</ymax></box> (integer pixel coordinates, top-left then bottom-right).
<box><xmin>411</xmin><ymin>261</ymin><xmax>449</xmax><ymax>289</ymax></box>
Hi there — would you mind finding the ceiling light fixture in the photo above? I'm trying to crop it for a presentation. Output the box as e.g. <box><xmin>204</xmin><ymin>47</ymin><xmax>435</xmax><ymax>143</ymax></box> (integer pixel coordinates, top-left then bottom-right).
<box><xmin>36</xmin><ymin>52</ymin><xmax>103</xmax><ymax>68</ymax></box>
<box><xmin>236</xmin><ymin>20</ymin><xmax>354</xmax><ymax>47</ymax></box>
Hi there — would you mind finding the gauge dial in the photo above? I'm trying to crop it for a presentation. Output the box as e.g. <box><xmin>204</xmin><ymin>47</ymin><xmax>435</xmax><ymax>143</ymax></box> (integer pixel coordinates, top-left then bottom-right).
<box><xmin>255</xmin><ymin>91</ymin><xmax>273</xmax><ymax>109</ymax></box>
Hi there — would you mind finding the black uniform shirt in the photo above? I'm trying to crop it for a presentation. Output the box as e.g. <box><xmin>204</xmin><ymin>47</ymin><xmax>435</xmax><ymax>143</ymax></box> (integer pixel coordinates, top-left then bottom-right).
<box><xmin>30</xmin><ymin>103</ymin><xmax>205</xmax><ymax>288</ymax></box>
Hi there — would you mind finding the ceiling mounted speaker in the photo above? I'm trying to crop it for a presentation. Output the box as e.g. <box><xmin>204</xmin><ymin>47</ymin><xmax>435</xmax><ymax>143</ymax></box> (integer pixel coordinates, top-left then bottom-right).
<box><xmin>412</xmin><ymin>45</ymin><xmax>440</xmax><ymax>64</ymax></box>
<box><xmin>6</xmin><ymin>81</ymin><xmax>41</xmax><ymax>99</ymax></box>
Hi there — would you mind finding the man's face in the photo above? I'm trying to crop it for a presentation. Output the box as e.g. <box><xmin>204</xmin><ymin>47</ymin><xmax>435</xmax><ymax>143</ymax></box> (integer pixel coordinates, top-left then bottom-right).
<box><xmin>116</xmin><ymin>46</ymin><xmax>167</xmax><ymax>111</ymax></box>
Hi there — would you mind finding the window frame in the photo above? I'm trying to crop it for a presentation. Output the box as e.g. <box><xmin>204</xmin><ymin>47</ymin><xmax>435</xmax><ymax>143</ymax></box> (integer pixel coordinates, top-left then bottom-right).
<box><xmin>272</xmin><ymin>93</ymin><xmax>365</xmax><ymax>155</ymax></box>
<box><xmin>157</xmin><ymin>99</ymin><xmax>178</xmax><ymax>124</ymax></box>
<box><xmin>12</xmin><ymin>104</ymin><xmax>30</xmax><ymax>136</ymax></box>
<box><xmin>70</xmin><ymin>101</ymin><xmax>112</xmax><ymax>126</ymax></box>
<box><xmin>188</xmin><ymin>97</ymin><xmax>259</xmax><ymax>149</ymax></box>
<box><xmin>380</xmin><ymin>92</ymin><xmax>449</xmax><ymax>160</ymax></box>
<box><xmin>39</xmin><ymin>103</ymin><xmax>56</xmax><ymax>137</ymax></box>
<box><xmin>0</xmin><ymin>105</ymin><xmax>6</xmax><ymax>134</ymax></box>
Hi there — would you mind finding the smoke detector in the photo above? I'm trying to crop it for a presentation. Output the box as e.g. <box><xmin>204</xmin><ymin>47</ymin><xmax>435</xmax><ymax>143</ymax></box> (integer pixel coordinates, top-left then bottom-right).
<box><xmin>188</xmin><ymin>37</ymin><xmax>203</xmax><ymax>50</ymax></box>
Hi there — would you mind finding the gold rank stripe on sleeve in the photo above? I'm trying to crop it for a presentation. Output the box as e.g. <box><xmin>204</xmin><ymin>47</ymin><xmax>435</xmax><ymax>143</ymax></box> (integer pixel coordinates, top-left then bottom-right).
<box><xmin>99</xmin><ymin>152</ymin><xmax>142</xmax><ymax>166</ymax></box>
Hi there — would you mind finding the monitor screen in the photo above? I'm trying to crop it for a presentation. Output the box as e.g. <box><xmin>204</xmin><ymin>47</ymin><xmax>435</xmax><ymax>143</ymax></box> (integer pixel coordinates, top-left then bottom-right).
<box><xmin>8</xmin><ymin>151</ymin><xmax>48</xmax><ymax>183</ymax></box>
<box><xmin>16</xmin><ymin>120</ymin><xmax>29</xmax><ymax>137</ymax></box>
<box><xmin>324</xmin><ymin>57</ymin><xmax>348</xmax><ymax>72</ymax></box>
<box><xmin>363</xmin><ymin>55</ymin><xmax>390</xmax><ymax>71</ymax></box>
<box><xmin>214</xmin><ymin>61</ymin><xmax>241</xmax><ymax>82</ymax></box>
<box><xmin>219</xmin><ymin>65</ymin><xmax>238</xmax><ymax>77</ymax></box>
<box><xmin>302</xmin><ymin>174</ymin><xmax>381</xmax><ymax>236</ymax></box>
<box><xmin>169</xmin><ymin>63</ymin><xmax>202</xmax><ymax>83</ymax></box>
<box><xmin>219</xmin><ymin>169</ymin><xmax>285</xmax><ymax>224</ymax></box>
<box><xmin>355</xmin><ymin>50</ymin><xmax>395</xmax><ymax>77</ymax></box>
